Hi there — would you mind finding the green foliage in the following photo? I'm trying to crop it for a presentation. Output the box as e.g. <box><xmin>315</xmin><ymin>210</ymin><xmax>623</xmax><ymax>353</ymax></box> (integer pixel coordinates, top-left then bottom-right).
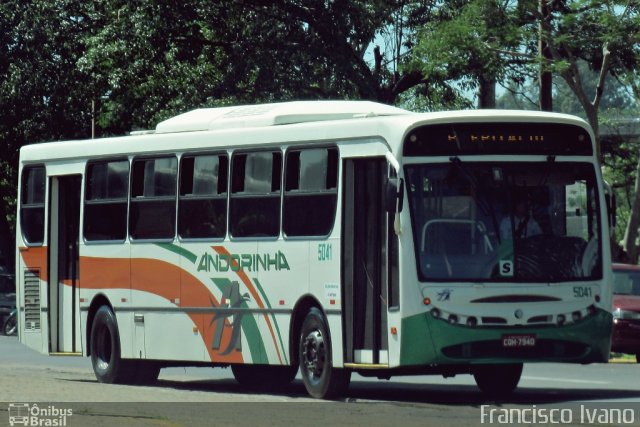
<box><xmin>0</xmin><ymin>1</ymin><xmax>102</xmax><ymax>267</ymax></box>
<box><xmin>409</xmin><ymin>0</ymin><xmax>533</xmax><ymax>104</ymax></box>
<box><xmin>76</xmin><ymin>0</ymin><xmax>406</xmax><ymax>133</ymax></box>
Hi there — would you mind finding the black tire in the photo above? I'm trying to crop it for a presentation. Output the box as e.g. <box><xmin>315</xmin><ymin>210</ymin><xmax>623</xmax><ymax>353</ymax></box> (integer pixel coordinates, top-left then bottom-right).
<box><xmin>231</xmin><ymin>364</ymin><xmax>298</xmax><ymax>389</ymax></box>
<box><xmin>299</xmin><ymin>307</ymin><xmax>350</xmax><ymax>399</ymax></box>
<box><xmin>636</xmin><ymin>354</ymin><xmax>640</xmax><ymax>364</ymax></box>
<box><xmin>3</xmin><ymin>314</ymin><xmax>16</xmax><ymax>336</ymax></box>
<box><xmin>473</xmin><ymin>363</ymin><xmax>523</xmax><ymax>396</ymax></box>
<box><xmin>90</xmin><ymin>306</ymin><xmax>132</xmax><ymax>384</ymax></box>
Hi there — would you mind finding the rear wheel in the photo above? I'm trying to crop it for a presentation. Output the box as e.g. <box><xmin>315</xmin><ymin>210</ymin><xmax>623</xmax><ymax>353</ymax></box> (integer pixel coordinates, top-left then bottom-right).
<box><xmin>231</xmin><ymin>364</ymin><xmax>298</xmax><ymax>389</ymax></box>
<box><xmin>299</xmin><ymin>307</ymin><xmax>350</xmax><ymax>399</ymax></box>
<box><xmin>90</xmin><ymin>306</ymin><xmax>133</xmax><ymax>384</ymax></box>
<box><xmin>473</xmin><ymin>363</ymin><xmax>523</xmax><ymax>396</ymax></box>
<box><xmin>3</xmin><ymin>313</ymin><xmax>16</xmax><ymax>336</ymax></box>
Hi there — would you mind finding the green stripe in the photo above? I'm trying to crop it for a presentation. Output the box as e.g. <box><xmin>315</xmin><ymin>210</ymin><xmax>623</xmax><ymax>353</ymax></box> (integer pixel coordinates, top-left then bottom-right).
<box><xmin>253</xmin><ymin>278</ymin><xmax>288</xmax><ymax>364</ymax></box>
<box><xmin>211</xmin><ymin>278</ymin><xmax>268</xmax><ymax>363</ymax></box>
<box><xmin>156</xmin><ymin>243</ymin><xmax>198</xmax><ymax>264</ymax></box>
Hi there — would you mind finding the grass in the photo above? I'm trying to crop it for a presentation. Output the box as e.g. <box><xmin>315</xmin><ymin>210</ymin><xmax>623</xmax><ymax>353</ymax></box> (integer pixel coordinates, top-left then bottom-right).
<box><xmin>609</xmin><ymin>353</ymin><xmax>638</xmax><ymax>363</ymax></box>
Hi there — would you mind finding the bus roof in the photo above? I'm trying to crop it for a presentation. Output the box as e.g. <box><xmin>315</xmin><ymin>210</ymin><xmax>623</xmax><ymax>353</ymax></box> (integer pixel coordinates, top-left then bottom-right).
<box><xmin>19</xmin><ymin>101</ymin><xmax>594</xmax><ymax>164</ymax></box>
<box><xmin>154</xmin><ymin>100</ymin><xmax>411</xmax><ymax>133</ymax></box>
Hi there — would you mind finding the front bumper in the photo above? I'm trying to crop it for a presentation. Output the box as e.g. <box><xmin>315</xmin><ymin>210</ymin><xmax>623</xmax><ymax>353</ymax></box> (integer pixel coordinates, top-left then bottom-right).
<box><xmin>400</xmin><ymin>309</ymin><xmax>612</xmax><ymax>366</ymax></box>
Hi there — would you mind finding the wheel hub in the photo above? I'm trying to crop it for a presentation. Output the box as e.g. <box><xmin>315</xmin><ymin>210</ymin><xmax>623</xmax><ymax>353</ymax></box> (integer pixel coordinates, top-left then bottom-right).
<box><xmin>96</xmin><ymin>327</ymin><xmax>112</xmax><ymax>370</ymax></box>
<box><xmin>302</xmin><ymin>330</ymin><xmax>325</xmax><ymax>378</ymax></box>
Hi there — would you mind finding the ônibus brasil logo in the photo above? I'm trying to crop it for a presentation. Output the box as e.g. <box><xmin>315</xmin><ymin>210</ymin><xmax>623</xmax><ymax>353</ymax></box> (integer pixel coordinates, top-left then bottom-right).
<box><xmin>8</xmin><ymin>403</ymin><xmax>73</xmax><ymax>427</ymax></box>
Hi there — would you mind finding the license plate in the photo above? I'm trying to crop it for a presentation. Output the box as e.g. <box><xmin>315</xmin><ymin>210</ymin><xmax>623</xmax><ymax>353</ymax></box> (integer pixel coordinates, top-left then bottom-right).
<box><xmin>502</xmin><ymin>334</ymin><xmax>536</xmax><ymax>348</ymax></box>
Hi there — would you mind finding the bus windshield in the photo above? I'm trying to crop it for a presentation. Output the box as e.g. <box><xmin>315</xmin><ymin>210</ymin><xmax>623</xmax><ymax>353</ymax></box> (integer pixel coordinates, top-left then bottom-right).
<box><xmin>405</xmin><ymin>162</ymin><xmax>602</xmax><ymax>282</ymax></box>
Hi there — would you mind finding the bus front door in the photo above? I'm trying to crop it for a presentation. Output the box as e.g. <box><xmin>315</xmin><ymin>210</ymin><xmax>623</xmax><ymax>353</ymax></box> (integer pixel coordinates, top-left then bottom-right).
<box><xmin>343</xmin><ymin>158</ymin><xmax>389</xmax><ymax>365</ymax></box>
<box><xmin>47</xmin><ymin>175</ymin><xmax>82</xmax><ymax>354</ymax></box>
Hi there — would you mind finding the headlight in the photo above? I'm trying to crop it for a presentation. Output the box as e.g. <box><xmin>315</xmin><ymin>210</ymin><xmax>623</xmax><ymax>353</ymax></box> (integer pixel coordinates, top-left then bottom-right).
<box><xmin>613</xmin><ymin>307</ymin><xmax>640</xmax><ymax>320</ymax></box>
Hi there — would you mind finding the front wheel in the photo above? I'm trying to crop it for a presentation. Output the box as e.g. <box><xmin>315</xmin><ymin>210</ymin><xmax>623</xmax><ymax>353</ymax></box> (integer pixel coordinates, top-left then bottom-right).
<box><xmin>3</xmin><ymin>313</ymin><xmax>16</xmax><ymax>336</ymax></box>
<box><xmin>299</xmin><ymin>307</ymin><xmax>350</xmax><ymax>399</ymax></box>
<box><xmin>473</xmin><ymin>363</ymin><xmax>523</xmax><ymax>396</ymax></box>
<box><xmin>90</xmin><ymin>306</ymin><xmax>132</xmax><ymax>384</ymax></box>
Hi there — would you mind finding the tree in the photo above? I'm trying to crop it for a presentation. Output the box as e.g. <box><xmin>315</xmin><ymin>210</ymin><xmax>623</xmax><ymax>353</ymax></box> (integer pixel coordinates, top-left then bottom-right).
<box><xmin>0</xmin><ymin>0</ymin><xmax>97</xmax><ymax>270</ymax></box>
<box><xmin>409</xmin><ymin>0</ymin><xmax>533</xmax><ymax>109</ymax></box>
<box><xmin>411</xmin><ymin>0</ymin><xmax>640</xmax><ymax>260</ymax></box>
<box><xmin>79</xmin><ymin>0</ymin><xmax>416</xmax><ymax>133</ymax></box>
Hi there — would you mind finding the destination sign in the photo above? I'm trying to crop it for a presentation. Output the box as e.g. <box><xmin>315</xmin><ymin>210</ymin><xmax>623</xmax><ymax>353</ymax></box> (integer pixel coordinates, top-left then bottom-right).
<box><xmin>403</xmin><ymin>122</ymin><xmax>593</xmax><ymax>156</ymax></box>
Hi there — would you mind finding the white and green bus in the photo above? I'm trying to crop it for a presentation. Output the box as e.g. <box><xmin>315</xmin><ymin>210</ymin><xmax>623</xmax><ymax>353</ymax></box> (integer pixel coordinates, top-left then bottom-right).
<box><xmin>16</xmin><ymin>101</ymin><xmax>613</xmax><ymax>398</ymax></box>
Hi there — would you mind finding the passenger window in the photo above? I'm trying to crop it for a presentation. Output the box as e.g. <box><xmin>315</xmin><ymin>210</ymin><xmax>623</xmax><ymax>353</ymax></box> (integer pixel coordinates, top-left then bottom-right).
<box><xmin>84</xmin><ymin>160</ymin><xmax>129</xmax><ymax>241</ymax></box>
<box><xmin>179</xmin><ymin>154</ymin><xmax>228</xmax><ymax>239</ymax></box>
<box><xmin>230</xmin><ymin>151</ymin><xmax>281</xmax><ymax>237</ymax></box>
<box><xmin>20</xmin><ymin>166</ymin><xmax>46</xmax><ymax>245</ymax></box>
<box><xmin>283</xmin><ymin>147</ymin><xmax>338</xmax><ymax>237</ymax></box>
<box><xmin>130</xmin><ymin>157</ymin><xmax>177</xmax><ymax>240</ymax></box>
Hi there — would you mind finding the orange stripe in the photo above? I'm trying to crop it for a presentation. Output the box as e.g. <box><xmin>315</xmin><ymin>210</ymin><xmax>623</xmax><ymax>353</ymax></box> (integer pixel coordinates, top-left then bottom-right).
<box><xmin>19</xmin><ymin>246</ymin><xmax>48</xmax><ymax>281</ymax></box>
<box><xmin>21</xmin><ymin>248</ymin><xmax>244</xmax><ymax>363</ymax></box>
<box><xmin>79</xmin><ymin>256</ymin><xmax>242</xmax><ymax>364</ymax></box>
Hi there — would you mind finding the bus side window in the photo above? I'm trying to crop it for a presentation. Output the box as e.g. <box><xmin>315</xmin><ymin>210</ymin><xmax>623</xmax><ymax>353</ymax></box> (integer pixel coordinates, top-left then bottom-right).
<box><xmin>283</xmin><ymin>147</ymin><xmax>338</xmax><ymax>237</ymax></box>
<box><xmin>84</xmin><ymin>159</ymin><xmax>129</xmax><ymax>241</ymax></box>
<box><xmin>230</xmin><ymin>151</ymin><xmax>282</xmax><ymax>238</ymax></box>
<box><xmin>178</xmin><ymin>154</ymin><xmax>228</xmax><ymax>239</ymax></box>
<box><xmin>129</xmin><ymin>157</ymin><xmax>177</xmax><ymax>240</ymax></box>
<box><xmin>20</xmin><ymin>165</ymin><xmax>46</xmax><ymax>245</ymax></box>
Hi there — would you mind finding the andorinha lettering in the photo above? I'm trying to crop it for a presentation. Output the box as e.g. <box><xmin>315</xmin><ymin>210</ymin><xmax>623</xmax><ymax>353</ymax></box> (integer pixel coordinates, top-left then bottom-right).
<box><xmin>197</xmin><ymin>250</ymin><xmax>290</xmax><ymax>272</ymax></box>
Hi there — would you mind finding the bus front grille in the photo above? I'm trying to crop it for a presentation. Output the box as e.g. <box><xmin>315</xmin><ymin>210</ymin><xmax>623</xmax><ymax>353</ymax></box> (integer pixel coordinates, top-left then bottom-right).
<box><xmin>441</xmin><ymin>339</ymin><xmax>588</xmax><ymax>359</ymax></box>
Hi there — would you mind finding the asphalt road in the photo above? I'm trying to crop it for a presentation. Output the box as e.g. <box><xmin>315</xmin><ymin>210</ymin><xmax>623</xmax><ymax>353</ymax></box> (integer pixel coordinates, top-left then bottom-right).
<box><xmin>1</xmin><ymin>334</ymin><xmax>640</xmax><ymax>426</ymax></box>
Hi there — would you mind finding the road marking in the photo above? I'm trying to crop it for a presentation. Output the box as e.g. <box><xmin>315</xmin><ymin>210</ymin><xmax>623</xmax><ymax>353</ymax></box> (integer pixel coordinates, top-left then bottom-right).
<box><xmin>523</xmin><ymin>376</ymin><xmax>610</xmax><ymax>385</ymax></box>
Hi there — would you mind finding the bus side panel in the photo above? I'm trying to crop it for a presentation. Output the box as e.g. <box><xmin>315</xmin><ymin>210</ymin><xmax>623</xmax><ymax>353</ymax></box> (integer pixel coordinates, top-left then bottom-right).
<box><xmin>257</xmin><ymin>240</ymin><xmax>309</xmax><ymax>366</ymax></box>
<box><xmin>179</xmin><ymin>242</ymin><xmax>244</xmax><ymax>364</ymax></box>
<box><xmin>17</xmin><ymin>246</ymin><xmax>49</xmax><ymax>355</ymax></box>
<box><xmin>131</xmin><ymin>244</ymin><xmax>207</xmax><ymax>362</ymax></box>
<box><xmin>79</xmin><ymin>245</ymin><xmax>133</xmax><ymax>358</ymax></box>
<box><xmin>308</xmin><ymin>236</ymin><xmax>343</xmax><ymax>367</ymax></box>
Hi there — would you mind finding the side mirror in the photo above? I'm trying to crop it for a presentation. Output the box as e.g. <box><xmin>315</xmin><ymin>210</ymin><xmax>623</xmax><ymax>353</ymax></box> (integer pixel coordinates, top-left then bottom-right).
<box><xmin>385</xmin><ymin>178</ymin><xmax>404</xmax><ymax>213</ymax></box>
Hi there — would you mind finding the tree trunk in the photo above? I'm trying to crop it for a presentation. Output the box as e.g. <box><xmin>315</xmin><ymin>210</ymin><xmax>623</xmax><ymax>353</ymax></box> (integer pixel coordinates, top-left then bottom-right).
<box><xmin>478</xmin><ymin>75</ymin><xmax>496</xmax><ymax>109</ymax></box>
<box><xmin>539</xmin><ymin>0</ymin><xmax>553</xmax><ymax>111</ymax></box>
